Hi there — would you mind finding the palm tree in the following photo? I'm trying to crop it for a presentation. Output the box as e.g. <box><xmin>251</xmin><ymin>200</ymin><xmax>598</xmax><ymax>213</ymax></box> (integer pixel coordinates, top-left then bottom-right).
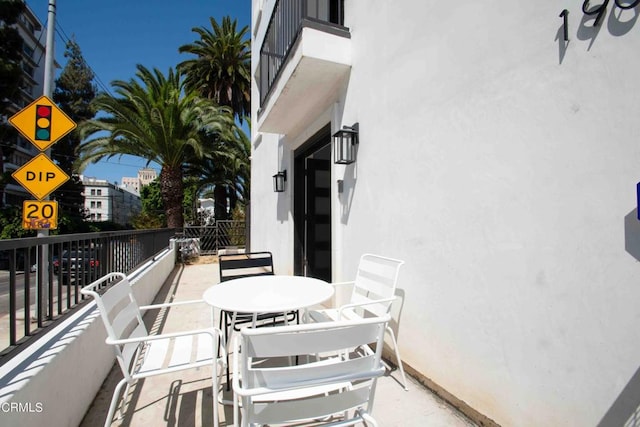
<box><xmin>178</xmin><ymin>16</ymin><xmax>251</xmax><ymax>122</ymax></box>
<box><xmin>76</xmin><ymin>65</ymin><xmax>235</xmax><ymax>228</ymax></box>
<box><xmin>185</xmin><ymin>124</ymin><xmax>251</xmax><ymax>221</ymax></box>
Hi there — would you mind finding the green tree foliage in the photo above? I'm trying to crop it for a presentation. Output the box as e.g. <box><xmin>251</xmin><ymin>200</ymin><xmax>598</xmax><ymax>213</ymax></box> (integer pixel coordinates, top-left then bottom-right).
<box><xmin>179</xmin><ymin>15</ymin><xmax>252</xmax><ymax>220</ymax></box>
<box><xmin>0</xmin><ymin>206</ymin><xmax>34</xmax><ymax>239</ymax></box>
<box><xmin>131</xmin><ymin>180</ymin><xmax>165</xmax><ymax>229</ymax></box>
<box><xmin>178</xmin><ymin>16</ymin><xmax>251</xmax><ymax>122</ymax></box>
<box><xmin>185</xmin><ymin>125</ymin><xmax>250</xmax><ymax>220</ymax></box>
<box><xmin>131</xmin><ymin>178</ymin><xmax>201</xmax><ymax>228</ymax></box>
<box><xmin>76</xmin><ymin>65</ymin><xmax>236</xmax><ymax>228</ymax></box>
<box><xmin>182</xmin><ymin>178</ymin><xmax>200</xmax><ymax>225</ymax></box>
<box><xmin>141</xmin><ymin>180</ymin><xmax>164</xmax><ymax>219</ymax></box>
<box><xmin>52</xmin><ymin>38</ymin><xmax>97</xmax><ymax>232</ymax></box>
<box><xmin>0</xmin><ymin>0</ymin><xmax>26</xmax><ymax>208</ymax></box>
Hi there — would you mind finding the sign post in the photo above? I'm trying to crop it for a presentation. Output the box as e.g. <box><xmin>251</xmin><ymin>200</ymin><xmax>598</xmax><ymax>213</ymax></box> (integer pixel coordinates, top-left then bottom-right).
<box><xmin>13</xmin><ymin>0</ymin><xmax>60</xmax><ymax>325</ymax></box>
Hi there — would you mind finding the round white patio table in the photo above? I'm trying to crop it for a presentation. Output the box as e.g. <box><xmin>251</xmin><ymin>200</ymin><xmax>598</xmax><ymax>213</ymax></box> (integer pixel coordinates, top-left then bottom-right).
<box><xmin>203</xmin><ymin>275</ymin><xmax>334</xmax><ymax>401</ymax></box>
<box><xmin>203</xmin><ymin>275</ymin><xmax>334</xmax><ymax>328</ymax></box>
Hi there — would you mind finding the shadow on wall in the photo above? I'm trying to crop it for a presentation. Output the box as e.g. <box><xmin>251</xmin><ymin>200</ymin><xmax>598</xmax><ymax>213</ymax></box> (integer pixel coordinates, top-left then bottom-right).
<box><xmin>624</xmin><ymin>209</ymin><xmax>640</xmax><ymax>262</ymax></box>
<box><xmin>276</xmin><ymin>190</ymin><xmax>289</xmax><ymax>222</ymax></box>
<box><xmin>610</xmin><ymin>209</ymin><xmax>640</xmax><ymax>424</ymax></box>
<box><xmin>576</xmin><ymin>3</ymin><xmax>639</xmax><ymax>51</ymax></box>
<box><xmin>390</xmin><ymin>287</ymin><xmax>406</xmax><ymax>343</ymax></box>
<box><xmin>339</xmin><ymin>163</ymin><xmax>357</xmax><ymax>225</ymax></box>
<box><xmin>597</xmin><ymin>364</ymin><xmax>640</xmax><ymax>427</ymax></box>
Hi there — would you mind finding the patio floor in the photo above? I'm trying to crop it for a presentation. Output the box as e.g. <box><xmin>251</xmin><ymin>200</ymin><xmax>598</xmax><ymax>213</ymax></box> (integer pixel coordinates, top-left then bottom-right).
<box><xmin>79</xmin><ymin>259</ymin><xmax>477</xmax><ymax>427</ymax></box>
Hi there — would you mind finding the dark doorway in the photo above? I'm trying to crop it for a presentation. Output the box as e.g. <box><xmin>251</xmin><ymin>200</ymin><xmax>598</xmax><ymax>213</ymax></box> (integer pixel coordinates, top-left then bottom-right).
<box><xmin>294</xmin><ymin>125</ymin><xmax>332</xmax><ymax>281</ymax></box>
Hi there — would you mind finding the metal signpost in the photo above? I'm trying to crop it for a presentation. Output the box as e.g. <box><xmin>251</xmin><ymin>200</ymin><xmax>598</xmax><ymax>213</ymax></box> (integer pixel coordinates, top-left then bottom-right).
<box><xmin>7</xmin><ymin>0</ymin><xmax>63</xmax><ymax>325</ymax></box>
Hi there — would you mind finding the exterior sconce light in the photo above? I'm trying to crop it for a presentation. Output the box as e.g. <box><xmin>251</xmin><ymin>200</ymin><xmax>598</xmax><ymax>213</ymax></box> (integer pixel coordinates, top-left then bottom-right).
<box><xmin>273</xmin><ymin>170</ymin><xmax>287</xmax><ymax>192</ymax></box>
<box><xmin>333</xmin><ymin>123</ymin><xmax>359</xmax><ymax>165</ymax></box>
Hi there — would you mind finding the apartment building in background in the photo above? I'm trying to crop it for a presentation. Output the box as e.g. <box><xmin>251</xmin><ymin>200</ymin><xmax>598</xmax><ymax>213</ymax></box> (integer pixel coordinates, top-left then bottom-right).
<box><xmin>249</xmin><ymin>1</ymin><xmax>640</xmax><ymax>425</ymax></box>
<box><xmin>82</xmin><ymin>176</ymin><xmax>141</xmax><ymax>225</ymax></box>
<box><xmin>1</xmin><ymin>4</ymin><xmax>46</xmax><ymax>207</ymax></box>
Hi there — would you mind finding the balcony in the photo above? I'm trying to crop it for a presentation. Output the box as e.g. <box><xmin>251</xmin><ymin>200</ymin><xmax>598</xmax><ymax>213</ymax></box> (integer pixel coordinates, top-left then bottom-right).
<box><xmin>257</xmin><ymin>0</ymin><xmax>351</xmax><ymax>136</ymax></box>
<box><xmin>0</xmin><ymin>250</ymin><xmax>478</xmax><ymax>426</ymax></box>
<box><xmin>79</xmin><ymin>260</ymin><xmax>477</xmax><ymax>426</ymax></box>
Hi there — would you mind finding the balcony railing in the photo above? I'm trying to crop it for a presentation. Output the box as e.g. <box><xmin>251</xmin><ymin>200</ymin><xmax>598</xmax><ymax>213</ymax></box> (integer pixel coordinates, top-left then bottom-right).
<box><xmin>0</xmin><ymin>228</ymin><xmax>175</xmax><ymax>362</ymax></box>
<box><xmin>181</xmin><ymin>221</ymin><xmax>247</xmax><ymax>255</ymax></box>
<box><xmin>259</xmin><ymin>0</ymin><xmax>346</xmax><ymax>107</ymax></box>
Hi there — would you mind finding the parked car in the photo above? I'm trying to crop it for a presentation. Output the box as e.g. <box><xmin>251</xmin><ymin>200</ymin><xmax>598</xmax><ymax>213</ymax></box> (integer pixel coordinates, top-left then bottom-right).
<box><xmin>53</xmin><ymin>250</ymin><xmax>100</xmax><ymax>285</ymax></box>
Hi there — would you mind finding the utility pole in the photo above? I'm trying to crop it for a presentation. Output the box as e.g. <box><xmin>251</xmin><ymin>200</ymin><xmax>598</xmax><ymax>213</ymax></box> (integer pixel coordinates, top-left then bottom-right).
<box><xmin>37</xmin><ymin>0</ymin><xmax>56</xmax><ymax>323</ymax></box>
<box><xmin>43</xmin><ymin>0</ymin><xmax>56</xmax><ymax>99</ymax></box>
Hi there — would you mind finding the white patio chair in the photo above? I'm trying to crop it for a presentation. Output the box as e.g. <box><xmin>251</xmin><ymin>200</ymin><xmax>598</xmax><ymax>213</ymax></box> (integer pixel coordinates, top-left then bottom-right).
<box><xmin>307</xmin><ymin>253</ymin><xmax>409</xmax><ymax>390</ymax></box>
<box><xmin>232</xmin><ymin>316</ymin><xmax>391</xmax><ymax>427</ymax></box>
<box><xmin>81</xmin><ymin>272</ymin><xmax>226</xmax><ymax>427</ymax></box>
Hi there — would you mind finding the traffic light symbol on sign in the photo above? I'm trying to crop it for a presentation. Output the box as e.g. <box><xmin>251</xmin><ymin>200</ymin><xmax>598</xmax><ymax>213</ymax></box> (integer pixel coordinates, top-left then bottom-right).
<box><xmin>8</xmin><ymin>95</ymin><xmax>76</xmax><ymax>151</ymax></box>
<box><xmin>35</xmin><ymin>105</ymin><xmax>52</xmax><ymax>141</ymax></box>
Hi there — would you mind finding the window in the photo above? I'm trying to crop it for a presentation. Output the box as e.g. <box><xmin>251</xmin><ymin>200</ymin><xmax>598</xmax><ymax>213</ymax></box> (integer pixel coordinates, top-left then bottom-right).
<box><xmin>96</xmin><ymin>201</ymin><xmax>102</xmax><ymax>208</ymax></box>
<box><xmin>22</xmin><ymin>64</ymin><xmax>34</xmax><ymax>78</ymax></box>
<box><xmin>17</xmin><ymin>136</ymin><xmax>28</xmax><ymax>149</ymax></box>
<box><xmin>91</xmin><ymin>189</ymin><xmax>96</xmax><ymax>195</ymax></box>
<box><xmin>97</xmin><ymin>189</ymin><xmax>102</xmax><ymax>196</ymax></box>
<box><xmin>22</xmin><ymin>43</ymin><xmax>34</xmax><ymax>59</ymax></box>
<box><xmin>97</xmin><ymin>213</ymin><xmax>102</xmax><ymax>220</ymax></box>
<box><xmin>90</xmin><ymin>201</ymin><xmax>95</xmax><ymax>208</ymax></box>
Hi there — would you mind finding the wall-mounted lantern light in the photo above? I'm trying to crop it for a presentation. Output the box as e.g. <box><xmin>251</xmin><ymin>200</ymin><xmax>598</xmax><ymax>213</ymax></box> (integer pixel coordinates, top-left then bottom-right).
<box><xmin>273</xmin><ymin>170</ymin><xmax>287</xmax><ymax>192</ymax></box>
<box><xmin>333</xmin><ymin>123</ymin><xmax>359</xmax><ymax>165</ymax></box>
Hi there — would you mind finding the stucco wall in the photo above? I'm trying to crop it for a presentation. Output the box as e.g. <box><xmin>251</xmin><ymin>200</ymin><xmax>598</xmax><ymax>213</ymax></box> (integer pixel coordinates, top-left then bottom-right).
<box><xmin>252</xmin><ymin>1</ymin><xmax>640</xmax><ymax>425</ymax></box>
<box><xmin>0</xmin><ymin>248</ymin><xmax>176</xmax><ymax>427</ymax></box>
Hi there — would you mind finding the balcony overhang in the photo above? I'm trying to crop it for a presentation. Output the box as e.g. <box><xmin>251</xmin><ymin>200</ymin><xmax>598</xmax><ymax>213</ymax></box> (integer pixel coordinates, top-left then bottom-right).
<box><xmin>257</xmin><ymin>26</ymin><xmax>351</xmax><ymax>136</ymax></box>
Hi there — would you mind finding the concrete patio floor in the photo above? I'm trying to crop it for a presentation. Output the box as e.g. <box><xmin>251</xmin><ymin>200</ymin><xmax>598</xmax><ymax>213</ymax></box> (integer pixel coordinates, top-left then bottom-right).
<box><xmin>79</xmin><ymin>259</ymin><xmax>477</xmax><ymax>427</ymax></box>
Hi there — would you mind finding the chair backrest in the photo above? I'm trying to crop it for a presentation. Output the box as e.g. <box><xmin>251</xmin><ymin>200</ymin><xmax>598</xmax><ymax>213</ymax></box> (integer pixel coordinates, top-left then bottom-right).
<box><xmin>218</xmin><ymin>251</ymin><xmax>274</xmax><ymax>282</ymax></box>
<box><xmin>350</xmin><ymin>254</ymin><xmax>405</xmax><ymax>317</ymax></box>
<box><xmin>81</xmin><ymin>272</ymin><xmax>148</xmax><ymax>380</ymax></box>
<box><xmin>237</xmin><ymin>316</ymin><xmax>390</xmax><ymax>425</ymax></box>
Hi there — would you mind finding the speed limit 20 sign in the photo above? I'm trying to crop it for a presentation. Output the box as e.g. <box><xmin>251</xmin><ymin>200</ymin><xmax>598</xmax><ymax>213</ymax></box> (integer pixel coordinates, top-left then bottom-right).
<box><xmin>22</xmin><ymin>200</ymin><xmax>58</xmax><ymax>230</ymax></box>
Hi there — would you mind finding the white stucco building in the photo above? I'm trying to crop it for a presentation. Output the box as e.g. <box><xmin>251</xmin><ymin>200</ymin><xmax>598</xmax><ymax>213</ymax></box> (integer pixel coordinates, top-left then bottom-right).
<box><xmin>250</xmin><ymin>1</ymin><xmax>640</xmax><ymax>425</ymax></box>
<box><xmin>82</xmin><ymin>176</ymin><xmax>141</xmax><ymax>225</ymax></box>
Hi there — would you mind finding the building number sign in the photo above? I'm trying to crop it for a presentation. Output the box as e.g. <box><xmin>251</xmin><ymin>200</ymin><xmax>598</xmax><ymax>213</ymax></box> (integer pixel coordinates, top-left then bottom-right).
<box><xmin>560</xmin><ymin>1</ymin><xmax>640</xmax><ymax>41</ymax></box>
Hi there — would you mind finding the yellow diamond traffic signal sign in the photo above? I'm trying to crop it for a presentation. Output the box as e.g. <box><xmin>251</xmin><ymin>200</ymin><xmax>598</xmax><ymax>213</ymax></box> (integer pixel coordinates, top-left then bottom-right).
<box><xmin>8</xmin><ymin>95</ymin><xmax>77</xmax><ymax>151</ymax></box>
<box><xmin>12</xmin><ymin>153</ymin><xmax>69</xmax><ymax>200</ymax></box>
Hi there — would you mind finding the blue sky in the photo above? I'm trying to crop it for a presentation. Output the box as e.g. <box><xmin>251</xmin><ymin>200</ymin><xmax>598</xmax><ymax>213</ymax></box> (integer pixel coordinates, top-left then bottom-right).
<box><xmin>25</xmin><ymin>0</ymin><xmax>251</xmax><ymax>185</ymax></box>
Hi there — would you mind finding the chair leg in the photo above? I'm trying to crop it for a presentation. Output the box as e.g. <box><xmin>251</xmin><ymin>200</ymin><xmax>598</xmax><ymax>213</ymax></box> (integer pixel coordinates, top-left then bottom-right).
<box><xmin>360</xmin><ymin>410</ymin><xmax>379</xmax><ymax>427</ymax></box>
<box><xmin>222</xmin><ymin>311</ymin><xmax>232</xmax><ymax>391</ymax></box>
<box><xmin>212</xmin><ymin>361</ymin><xmax>220</xmax><ymax>427</ymax></box>
<box><xmin>105</xmin><ymin>378</ymin><xmax>128</xmax><ymax>427</ymax></box>
<box><xmin>386</xmin><ymin>326</ymin><xmax>408</xmax><ymax>391</ymax></box>
<box><xmin>233</xmin><ymin>396</ymin><xmax>238</xmax><ymax>427</ymax></box>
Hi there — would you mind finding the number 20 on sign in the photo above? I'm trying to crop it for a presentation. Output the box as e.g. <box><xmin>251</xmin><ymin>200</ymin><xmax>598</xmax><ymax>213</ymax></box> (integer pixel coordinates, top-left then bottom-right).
<box><xmin>22</xmin><ymin>201</ymin><xmax>58</xmax><ymax>230</ymax></box>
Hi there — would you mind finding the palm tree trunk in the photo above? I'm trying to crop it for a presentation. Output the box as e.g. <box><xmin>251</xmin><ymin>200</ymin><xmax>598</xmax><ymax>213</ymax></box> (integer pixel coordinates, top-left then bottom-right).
<box><xmin>228</xmin><ymin>185</ymin><xmax>238</xmax><ymax>214</ymax></box>
<box><xmin>160</xmin><ymin>165</ymin><xmax>184</xmax><ymax>228</ymax></box>
<box><xmin>214</xmin><ymin>185</ymin><xmax>228</xmax><ymax>220</ymax></box>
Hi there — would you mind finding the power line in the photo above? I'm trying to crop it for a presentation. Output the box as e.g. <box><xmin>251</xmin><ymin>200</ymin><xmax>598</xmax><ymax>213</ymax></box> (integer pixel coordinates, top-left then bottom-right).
<box><xmin>53</xmin><ymin>26</ymin><xmax>113</xmax><ymax>96</ymax></box>
<box><xmin>51</xmin><ymin>151</ymin><xmax>159</xmax><ymax>170</ymax></box>
<box><xmin>34</xmin><ymin>7</ymin><xmax>114</xmax><ymax>97</ymax></box>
